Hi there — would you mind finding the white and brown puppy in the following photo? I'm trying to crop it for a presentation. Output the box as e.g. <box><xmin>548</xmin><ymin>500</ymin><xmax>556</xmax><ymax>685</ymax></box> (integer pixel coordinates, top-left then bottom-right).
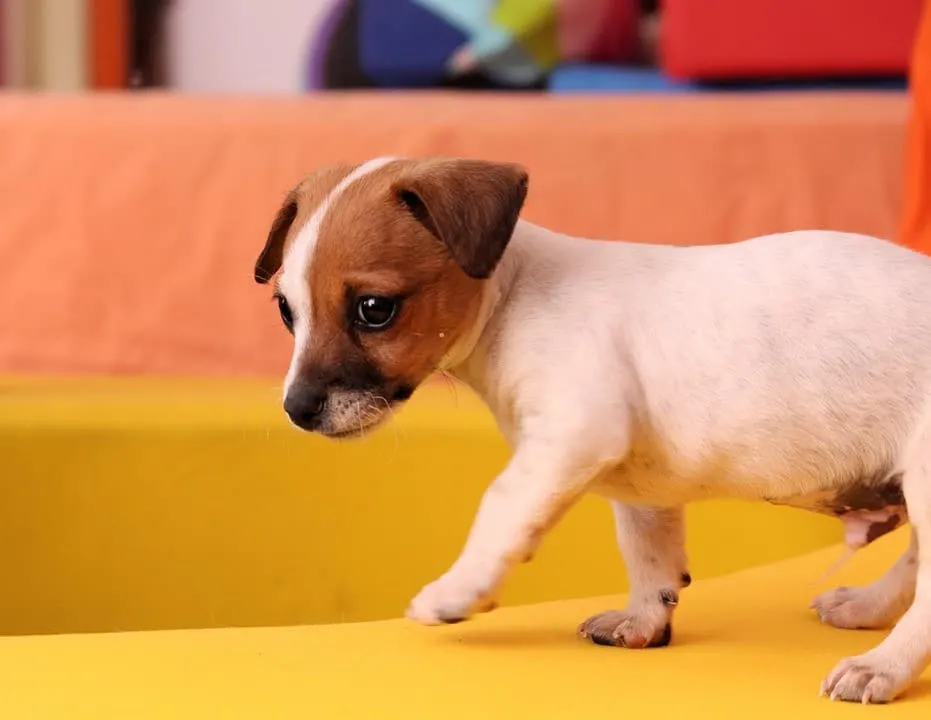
<box><xmin>255</xmin><ymin>156</ymin><xmax>931</xmax><ymax>704</ymax></box>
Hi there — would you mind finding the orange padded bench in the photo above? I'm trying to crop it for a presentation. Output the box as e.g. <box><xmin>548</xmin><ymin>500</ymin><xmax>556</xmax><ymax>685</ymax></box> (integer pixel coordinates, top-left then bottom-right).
<box><xmin>0</xmin><ymin>92</ymin><xmax>907</xmax><ymax>376</ymax></box>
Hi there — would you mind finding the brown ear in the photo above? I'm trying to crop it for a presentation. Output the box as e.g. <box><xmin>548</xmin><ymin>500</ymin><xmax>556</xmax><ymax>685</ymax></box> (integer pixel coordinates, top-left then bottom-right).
<box><xmin>254</xmin><ymin>192</ymin><xmax>299</xmax><ymax>284</ymax></box>
<box><xmin>392</xmin><ymin>159</ymin><xmax>529</xmax><ymax>279</ymax></box>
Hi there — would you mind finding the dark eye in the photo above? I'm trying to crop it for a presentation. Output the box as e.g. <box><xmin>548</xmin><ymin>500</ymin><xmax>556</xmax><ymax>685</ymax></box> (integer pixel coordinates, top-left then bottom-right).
<box><xmin>276</xmin><ymin>294</ymin><xmax>293</xmax><ymax>334</ymax></box>
<box><xmin>355</xmin><ymin>296</ymin><xmax>398</xmax><ymax>330</ymax></box>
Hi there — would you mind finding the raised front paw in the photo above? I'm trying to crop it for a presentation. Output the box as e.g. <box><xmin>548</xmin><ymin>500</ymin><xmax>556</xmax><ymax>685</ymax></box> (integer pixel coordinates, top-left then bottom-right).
<box><xmin>821</xmin><ymin>654</ymin><xmax>910</xmax><ymax>704</ymax></box>
<box><xmin>405</xmin><ymin>572</ymin><xmax>498</xmax><ymax>626</ymax></box>
<box><xmin>577</xmin><ymin>609</ymin><xmax>672</xmax><ymax>649</ymax></box>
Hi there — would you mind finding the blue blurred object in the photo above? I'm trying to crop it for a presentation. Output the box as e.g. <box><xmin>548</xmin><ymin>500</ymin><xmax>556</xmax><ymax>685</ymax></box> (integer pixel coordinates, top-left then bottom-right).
<box><xmin>549</xmin><ymin>64</ymin><xmax>908</xmax><ymax>94</ymax></box>
<box><xmin>358</xmin><ymin>0</ymin><xmax>466</xmax><ymax>87</ymax></box>
<box><xmin>549</xmin><ymin>65</ymin><xmax>695</xmax><ymax>94</ymax></box>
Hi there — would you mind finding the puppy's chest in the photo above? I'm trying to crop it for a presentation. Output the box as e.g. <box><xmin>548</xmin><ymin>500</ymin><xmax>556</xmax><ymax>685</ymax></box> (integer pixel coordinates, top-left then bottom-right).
<box><xmin>589</xmin><ymin>445</ymin><xmax>725</xmax><ymax>506</ymax></box>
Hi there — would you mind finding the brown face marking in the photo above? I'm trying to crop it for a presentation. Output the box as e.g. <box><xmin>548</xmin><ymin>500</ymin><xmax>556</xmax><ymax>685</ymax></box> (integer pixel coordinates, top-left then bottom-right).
<box><xmin>304</xmin><ymin>159</ymin><xmax>489</xmax><ymax>396</ymax></box>
<box><xmin>253</xmin><ymin>164</ymin><xmax>358</xmax><ymax>284</ymax></box>
<box><xmin>262</xmin><ymin>158</ymin><xmax>528</xmax><ymax>436</ymax></box>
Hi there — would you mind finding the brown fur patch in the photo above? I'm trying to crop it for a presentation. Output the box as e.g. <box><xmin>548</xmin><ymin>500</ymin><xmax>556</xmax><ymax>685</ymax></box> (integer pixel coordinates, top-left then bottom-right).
<box><xmin>391</xmin><ymin>158</ymin><xmax>528</xmax><ymax>279</ymax></box>
<box><xmin>253</xmin><ymin>164</ymin><xmax>357</xmax><ymax>284</ymax></box>
<box><xmin>303</xmin><ymin>159</ymin><xmax>487</xmax><ymax>390</ymax></box>
<box><xmin>865</xmin><ymin>514</ymin><xmax>902</xmax><ymax>544</ymax></box>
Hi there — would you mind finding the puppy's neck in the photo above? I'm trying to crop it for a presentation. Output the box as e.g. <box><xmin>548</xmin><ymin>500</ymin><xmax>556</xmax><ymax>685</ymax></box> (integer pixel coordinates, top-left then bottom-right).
<box><xmin>437</xmin><ymin>248</ymin><xmax>519</xmax><ymax>374</ymax></box>
<box><xmin>440</xmin><ymin>220</ymin><xmax>553</xmax><ymax>391</ymax></box>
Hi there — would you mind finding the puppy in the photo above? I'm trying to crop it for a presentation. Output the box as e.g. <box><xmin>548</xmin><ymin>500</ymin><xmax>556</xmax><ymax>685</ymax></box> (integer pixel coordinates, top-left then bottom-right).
<box><xmin>254</xmin><ymin>156</ymin><xmax>931</xmax><ymax>704</ymax></box>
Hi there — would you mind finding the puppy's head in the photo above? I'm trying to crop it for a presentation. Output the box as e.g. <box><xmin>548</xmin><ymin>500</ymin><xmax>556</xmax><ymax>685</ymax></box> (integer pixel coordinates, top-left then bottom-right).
<box><xmin>254</xmin><ymin>157</ymin><xmax>528</xmax><ymax>438</ymax></box>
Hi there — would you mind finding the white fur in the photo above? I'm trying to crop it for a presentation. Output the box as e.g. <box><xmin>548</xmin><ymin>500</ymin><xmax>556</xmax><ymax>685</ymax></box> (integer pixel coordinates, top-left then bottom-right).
<box><xmin>278</xmin><ymin>156</ymin><xmax>399</xmax><ymax>399</ymax></box>
<box><xmin>404</xmin><ymin>222</ymin><xmax>931</xmax><ymax>704</ymax></box>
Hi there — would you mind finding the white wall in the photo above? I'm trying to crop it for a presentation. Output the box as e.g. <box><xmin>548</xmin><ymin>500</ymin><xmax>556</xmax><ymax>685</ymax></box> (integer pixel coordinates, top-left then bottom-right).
<box><xmin>166</xmin><ymin>0</ymin><xmax>337</xmax><ymax>93</ymax></box>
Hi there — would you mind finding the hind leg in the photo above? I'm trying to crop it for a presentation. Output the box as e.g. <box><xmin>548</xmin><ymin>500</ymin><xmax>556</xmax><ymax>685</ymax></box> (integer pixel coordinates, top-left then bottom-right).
<box><xmin>822</xmin><ymin>455</ymin><xmax>931</xmax><ymax>702</ymax></box>
<box><xmin>811</xmin><ymin>531</ymin><xmax>917</xmax><ymax>630</ymax></box>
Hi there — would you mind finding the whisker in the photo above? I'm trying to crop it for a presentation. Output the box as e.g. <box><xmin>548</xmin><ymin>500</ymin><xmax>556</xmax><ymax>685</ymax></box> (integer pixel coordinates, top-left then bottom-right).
<box><xmin>371</xmin><ymin>393</ymin><xmax>401</xmax><ymax>462</ymax></box>
<box><xmin>439</xmin><ymin>370</ymin><xmax>460</xmax><ymax>407</ymax></box>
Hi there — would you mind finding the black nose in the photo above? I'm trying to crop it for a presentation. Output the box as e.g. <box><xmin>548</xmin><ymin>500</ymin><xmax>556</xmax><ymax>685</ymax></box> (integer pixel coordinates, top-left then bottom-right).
<box><xmin>283</xmin><ymin>384</ymin><xmax>327</xmax><ymax>430</ymax></box>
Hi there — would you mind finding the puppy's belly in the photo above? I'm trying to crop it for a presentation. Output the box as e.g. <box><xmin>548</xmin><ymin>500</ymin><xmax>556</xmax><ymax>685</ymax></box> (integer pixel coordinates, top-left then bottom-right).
<box><xmin>590</xmin><ymin>462</ymin><xmax>728</xmax><ymax>506</ymax></box>
<box><xmin>592</xmin><ymin>464</ymin><xmax>908</xmax><ymax>550</ymax></box>
<box><xmin>764</xmin><ymin>479</ymin><xmax>908</xmax><ymax>549</ymax></box>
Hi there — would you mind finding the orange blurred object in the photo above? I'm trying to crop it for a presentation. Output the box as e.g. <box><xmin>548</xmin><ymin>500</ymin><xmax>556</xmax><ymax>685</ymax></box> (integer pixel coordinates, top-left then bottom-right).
<box><xmin>89</xmin><ymin>0</ymin><xmax>128</xmax><ymax>89</ymax></box>
<box><xmin>901</xmin><ymin>1</ymin><xmax>931</xmax><ymax>253</ymax></box>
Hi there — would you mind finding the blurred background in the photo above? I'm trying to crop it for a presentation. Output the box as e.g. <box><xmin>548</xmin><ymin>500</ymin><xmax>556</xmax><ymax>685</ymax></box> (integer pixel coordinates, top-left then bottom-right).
<box><xmin>1</xmin><ymin>0</ymin><xmax>919</xmax><ymax>93</ymax></box>
<box><xmin>0</xmin><ymin>0</ymin><xmax>926</xmax><ymax>639</ymax></box>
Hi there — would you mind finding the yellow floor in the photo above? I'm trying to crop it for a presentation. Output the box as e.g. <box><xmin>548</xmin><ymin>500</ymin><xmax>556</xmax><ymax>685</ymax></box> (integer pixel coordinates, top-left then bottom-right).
<box><xmin>0</xmin><ymin>376</ymin><xmax>844</xmax><ymax>635</ymax></box>
<box><xmin>0</xmin><ymin>530</ymin><xmax>924</xmax><ymax>718</ymax></box>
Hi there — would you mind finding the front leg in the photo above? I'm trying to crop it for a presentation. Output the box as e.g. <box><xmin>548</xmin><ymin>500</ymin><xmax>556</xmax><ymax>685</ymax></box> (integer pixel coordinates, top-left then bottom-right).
<box><xmin>406</xmin><ymin>438</ymin><xmax>612</xmax><ymax>625</ymax></box>
<box><xmin>579</xmin><ymin>502</ymin><xmax>689</xmax><ymax>648</ymax></box>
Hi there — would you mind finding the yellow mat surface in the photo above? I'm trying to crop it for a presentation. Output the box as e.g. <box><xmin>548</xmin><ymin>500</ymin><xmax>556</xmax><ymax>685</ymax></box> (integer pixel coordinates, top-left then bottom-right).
<box><xmin>0</xmin><ymin>530</ymin><xmax>925</xmax><ymax>718</ymax></box>
<box><xmin>0</xmin><ymin>376</ymin><xmax>842</xmax><ymax>635</ymax></box>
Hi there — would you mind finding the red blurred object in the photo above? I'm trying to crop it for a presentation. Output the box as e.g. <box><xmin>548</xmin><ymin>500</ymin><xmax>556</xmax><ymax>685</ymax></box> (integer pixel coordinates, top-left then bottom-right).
<box><xmin>660</xmin><ymin>0</ymin><xmax>925</xmax><ymax>80</ymax></box>
<box><xmin>557</xmin><ymin>0</ymin><xmax>641</xmax><ymax>64</ymax></box>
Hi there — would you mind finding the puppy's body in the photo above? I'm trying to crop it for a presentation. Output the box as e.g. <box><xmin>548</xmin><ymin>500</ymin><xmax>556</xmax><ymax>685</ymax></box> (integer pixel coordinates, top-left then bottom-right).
<box><xmin>469</xmin><ymin>224</ymin><xmax>924</xmax><ymax>527</ymax></box>
<box><xmin>255</xmin><ymin>157</ymin><xmax>931</xmax><ymax>704</ymax></box>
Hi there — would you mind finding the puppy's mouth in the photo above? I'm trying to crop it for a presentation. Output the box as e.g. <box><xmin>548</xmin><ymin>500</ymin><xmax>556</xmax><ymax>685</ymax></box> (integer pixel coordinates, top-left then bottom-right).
<box><xmin>316</xmin><ymin>384</ymin><xmax>416</xmax><ymax>440</ymax></box>
<box><xmin>320</xmin><ymin>423</ymin><xmax>383</xmax><ymax>440</ymax></box>
<box><xmin>322</xmin><ymin>429</ymin><xmax>364</xmax><ymax>440</ymax></box>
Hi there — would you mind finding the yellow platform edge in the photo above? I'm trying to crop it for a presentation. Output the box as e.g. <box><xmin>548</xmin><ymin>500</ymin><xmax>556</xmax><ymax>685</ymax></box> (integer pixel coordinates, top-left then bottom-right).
<box><xmin>0</xmin><ymin>531</ymin><xmax>924</xmax><ymax>719</ymax></box>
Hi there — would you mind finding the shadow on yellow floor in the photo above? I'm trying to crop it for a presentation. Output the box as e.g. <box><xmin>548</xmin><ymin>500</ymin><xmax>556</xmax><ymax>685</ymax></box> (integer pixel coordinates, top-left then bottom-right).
<box><xmin>0</xmin><ymin>529</ymin><xmax>925</xmax><ymax>718</ymax></box>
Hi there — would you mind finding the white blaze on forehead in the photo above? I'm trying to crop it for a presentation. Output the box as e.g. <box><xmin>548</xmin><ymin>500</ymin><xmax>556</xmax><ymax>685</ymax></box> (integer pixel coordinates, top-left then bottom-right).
<box><xmin>280</xmin><ymin>156</ymin><xmax>400</xmax><ymax>397</ymax></box>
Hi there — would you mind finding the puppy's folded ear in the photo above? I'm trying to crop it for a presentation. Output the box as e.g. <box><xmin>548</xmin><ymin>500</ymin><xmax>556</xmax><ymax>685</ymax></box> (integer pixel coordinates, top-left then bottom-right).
<box><xmin>254</xmin><ymin>191</ymin><xmax>299</xmax><ymax>284</ymax></box>
<box><xmin>392</xmin><ymin>159</ymin><xmax>529</xmax><ymax>279</ymax></box>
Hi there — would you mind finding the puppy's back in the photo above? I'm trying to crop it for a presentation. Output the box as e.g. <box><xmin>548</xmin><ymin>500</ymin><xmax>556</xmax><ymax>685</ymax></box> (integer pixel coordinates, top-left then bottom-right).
<box><xmin>620</xmin><ymin>230</ymin><xmax>931</xmax><ymax>482</ymax></box>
